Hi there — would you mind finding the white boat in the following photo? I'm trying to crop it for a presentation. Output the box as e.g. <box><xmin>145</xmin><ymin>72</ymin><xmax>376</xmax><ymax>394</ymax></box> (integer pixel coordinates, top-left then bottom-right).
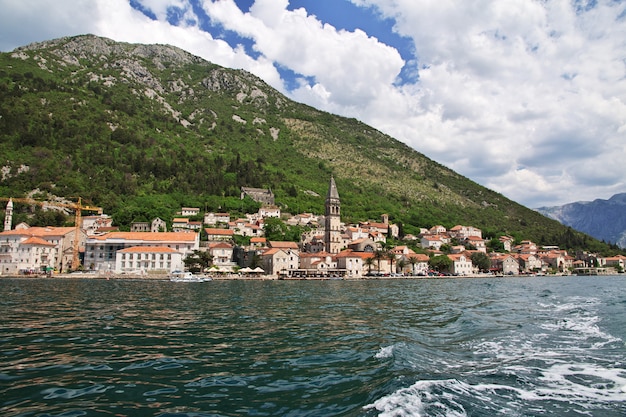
<box><xmin>169</xmin><ymin>271</ymin><xmax>210</xmax><ymax>282</ymax></box>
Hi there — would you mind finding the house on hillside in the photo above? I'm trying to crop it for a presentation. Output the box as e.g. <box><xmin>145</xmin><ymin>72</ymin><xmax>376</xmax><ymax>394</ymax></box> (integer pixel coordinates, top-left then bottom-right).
<box><xmin>172</xmin><ymin>218</ymin><xmax>189</xmax><ymax>231</ymax></box>
<box><xmin>180</xmin><ymin>207</ymin><xmax>200</xmax><ymax>217</ymax></box>
<box><xmin>249</xmin><ymin>237</ymin><xmax>267</xmax><ymax>249</ymax></box>
<box><xmin>131</xmin><ymin>221</ymin><xmax>151</xmax><ymax>232</ymax></box>
<box><xmin>429</xmin><ymin>225</ymin><xmax>447</xmax><ymax>235</ymax></box>
<box><xmin>208</xmin><ymin>242</ymin><xmax>235</xmax><ymax>269</ymax></box>
<box><xmin>421</xmin><ymin>235</ymin><xmax>444</xmax><ymax>251</ymax></box>
<box><xmin>204</xmin><ymin>212</ymin><xmax>231</xmax><ymax>226</ymax></box>
<box><xmin>241</xmin><ymin>187</ymin><xmax>274</xmax><ymax>205</ymax></box>
<box><xmin>205</xmin><ymin>228</ymin><xmax>234</xmax><ymax>242</ymax></box>
<box><xmin>82</xmin><ymin>214</ymin><xmax>113</xmax><ymax>236</ymax></box>
<box><xmin>465</xmin><ymin>236</ymin><xmax>487</xmax><ymax>253</ymax></box>
<box><xmin>152</xmin><ymin>218</ymin><xmax>167</xmax><ymax>233</ymax></box>
<box><xmin>347</xmin><ymin>238</ymin><xmax>378</xmax><ymax>253</ymax></box>
<box><xmin>449</xmin><ymin>225</ymin><xmax>482</xmax><ymax>240</ymax></box>
<box><xmin>286</xmin><ymin>213</ymin><xmax>319</xmax><ymax>227</ymax></box>
<box><xmin>268</xmin><ymin>241</ymin><xmax>300</xmax><ymax>252</ymax></box>
<box><xmin>514</xmin><ymin>240</ymin><xmax>538</xmax><ymax>255</ymax></box>
<box><xmin>229</xmin><ymin>219</ymin><xmax>264</xmax><ymax>237</ymax></box>
<box><xmin>307</xmin><ymin>234</ymin><xmax>324</xmax><ymax>253</ymax></box>
<box><xmin>499</xmin><ymin>236</ymin><xmax>514</xmax><ymax>252</ymax></box>
<box><xmin>258</xmin><ymin>205</ymin><xmax>281</xmax><ymax>219</ymax></box>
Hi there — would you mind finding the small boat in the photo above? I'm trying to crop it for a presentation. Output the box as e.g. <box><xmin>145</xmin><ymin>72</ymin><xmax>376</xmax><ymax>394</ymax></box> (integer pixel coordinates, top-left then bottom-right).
<box><xmin>169</xmin><ymin>271</ymin><xmax>210</xmax><ymax>282</ymax></box>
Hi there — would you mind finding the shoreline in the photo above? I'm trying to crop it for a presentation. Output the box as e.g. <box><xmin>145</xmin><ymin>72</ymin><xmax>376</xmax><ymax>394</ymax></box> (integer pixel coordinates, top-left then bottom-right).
<box><xmin>1</xmin><ymin>272</ymin><xmax>618</xmax><ymax>281</ymax></box>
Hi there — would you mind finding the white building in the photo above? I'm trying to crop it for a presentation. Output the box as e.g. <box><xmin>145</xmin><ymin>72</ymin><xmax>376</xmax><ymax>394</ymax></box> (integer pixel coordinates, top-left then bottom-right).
<box><xmin>421</xmin><ymin>235</ymin><xmax>444</xmax><ymax>250</ymax></box>
<box><xmin>208</xmin><ymin>242</ymin><xmax>235</xmax><ymax>267</ymax></box>
<box><xmin>258</xmin><ymin>205</ymin><xmax>281</xmax><ymax>219</ymax></box>
<box><xmin>0</xmin><ymin>226</ymin><xmax>83</xmax><ymax>274</ymax></box>
<box><xmin>115</xmin><ymin>246</ymin><xmax>183</xmax><ymax>274</ymax></box>
<box><xmin>335</xmin><ymin>250</ymin><xmax>371</xmax><ymax>278</ymax></box>
<box><xmin>204</xmin><ymin>212</ymin><xmax>231</xmax><ymax>226</ymax></box>
<box><xmin>85</xmin><ymin>232</ymin><xmax>199</xmax><ymax>272</ymax></box>
<box><xmin>181</xmin><ymin>207</ymin><xmax>200</xmax><ymax>217</ymax></box>
<box><xmin>82</xmin><ymin>214</ymin><xmax>113</xmax><ymax>236</ymax></box>
<box><xmin>260</xmin><ymin>248</ymin><xmax>299</xmax><ymax>276</ymax></box>
<box><xmin>448</xmin><ymin>253</ymin><xmax>474</xmax><ymax>275</ymax></box>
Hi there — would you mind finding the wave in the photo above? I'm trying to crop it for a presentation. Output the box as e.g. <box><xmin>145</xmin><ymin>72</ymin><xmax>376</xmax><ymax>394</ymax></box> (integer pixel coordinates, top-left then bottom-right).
<box><xmin>364</xmin><ymin>365</ymin><xmax>626</xmax><ymax>417</ymax></box>
<box><xmin>365</xmin><ymin>292</ymin><xmax>626</xmax><ymax>416</ymax></box>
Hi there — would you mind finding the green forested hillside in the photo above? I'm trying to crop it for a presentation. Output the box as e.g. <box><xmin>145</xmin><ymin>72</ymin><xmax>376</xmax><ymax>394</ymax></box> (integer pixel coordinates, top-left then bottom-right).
<box><xmin>0</xmin><ymin>35</ymin><xmax>620</xmax><ymax>254</ymax></box>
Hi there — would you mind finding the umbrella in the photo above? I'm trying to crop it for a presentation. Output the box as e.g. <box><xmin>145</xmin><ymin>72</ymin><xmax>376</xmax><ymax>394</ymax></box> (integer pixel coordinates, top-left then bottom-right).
<box><xmin>253</xmin><ymin>267</ymin><xmax>265</xmax><ymax>273</ymax></box>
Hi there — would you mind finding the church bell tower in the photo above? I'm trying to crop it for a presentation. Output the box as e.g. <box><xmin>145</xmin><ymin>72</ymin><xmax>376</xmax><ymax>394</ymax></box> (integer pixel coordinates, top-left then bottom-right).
<box><xmin>3</xmin><ymin>198</ymin><xmax>13</xmax><ymax>232</ymax></box>
<box><xmin>324</xmin><ymin>176</ymin><xmax>342</xmax><ymax>254</ymax></box>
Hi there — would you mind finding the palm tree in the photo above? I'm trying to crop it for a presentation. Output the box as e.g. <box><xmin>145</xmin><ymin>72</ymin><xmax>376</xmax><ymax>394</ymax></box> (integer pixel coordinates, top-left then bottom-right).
<box><xmin>386</xmin><ymin>250</ymin><xmax>396</xmax><ymax>274</ymax></box>
<box><xmin>364</xmin><ymin>256</ymin><xmax>375</xmax><ymax>275</ymax></box>
<box><xmin>374</xmin><ymin>250</ymin><xmax>385</xmax><ymax>274</ymax></box>
<box><xmin>397</xmin><ymin>258</ymin><xmax>407</xmax><ymax>276</ymax></box>
<box><xmin>408</xmin><ymin>256</ymin><xmax>418</xmax><ymax>275</ymax></box>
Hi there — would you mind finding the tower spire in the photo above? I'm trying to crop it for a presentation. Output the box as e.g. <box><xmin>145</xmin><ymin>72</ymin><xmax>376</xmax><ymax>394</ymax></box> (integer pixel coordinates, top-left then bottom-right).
<box><xmin>4</xmin><ymin>198</ymin><xmax>13</xmax><ymax>232</ymax></box>
<box><xmin>324</xmin><ymin>176</ymin><xmax>341</xmax><ymax>254</ymax></box>
<box><xmin>326</xmin><ymin>175</ymin><xmax>340</xmax><ymax>201</ymax></box>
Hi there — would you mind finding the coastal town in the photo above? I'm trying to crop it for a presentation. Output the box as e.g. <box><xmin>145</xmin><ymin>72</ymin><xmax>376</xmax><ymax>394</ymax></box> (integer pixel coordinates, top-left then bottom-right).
<box><xmin>1</xmin><ymin>177</ymin><xmax>624</xmax><ymax>279</ymax></box>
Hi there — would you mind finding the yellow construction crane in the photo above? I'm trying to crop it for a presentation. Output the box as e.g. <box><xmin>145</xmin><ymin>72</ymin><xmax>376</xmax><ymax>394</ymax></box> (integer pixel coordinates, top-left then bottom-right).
<box><xmin>0</xmin><ymin>196</ymin><xmax>103</xmax><ymax>271</ymax></box>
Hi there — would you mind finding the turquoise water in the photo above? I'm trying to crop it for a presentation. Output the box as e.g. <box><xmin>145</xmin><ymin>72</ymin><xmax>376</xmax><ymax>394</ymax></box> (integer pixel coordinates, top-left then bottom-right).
<box><xmin>1</xmin><ymin>276</ymin><xmax>625</xmax><ymax>416</ymax></box>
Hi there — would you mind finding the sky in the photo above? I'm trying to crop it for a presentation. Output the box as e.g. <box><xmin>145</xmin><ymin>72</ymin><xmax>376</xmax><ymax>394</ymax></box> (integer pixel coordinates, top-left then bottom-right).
<box><xmin>1</xmin><ymin>0</ymin><xmax>625</xmax><ymax>208</ymax></box>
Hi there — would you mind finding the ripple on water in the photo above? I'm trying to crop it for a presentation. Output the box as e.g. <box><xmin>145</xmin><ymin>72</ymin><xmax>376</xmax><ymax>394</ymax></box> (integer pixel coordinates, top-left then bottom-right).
<box><xmin>41</xmin><ymin>384</ymin><xmax>113</xmax><ymax>399</ymax></box>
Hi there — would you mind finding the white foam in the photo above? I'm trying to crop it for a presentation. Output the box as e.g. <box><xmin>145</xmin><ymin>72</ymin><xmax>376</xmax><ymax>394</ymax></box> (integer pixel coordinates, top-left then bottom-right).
<box><xmin>536</xmin><ymin>362</ymin><xmax>626</xmax><ymax>402</ymax></box>
<box><xmin>365</xmin><ymin>365</ymin><xmax>626</xmax><ymax>417</ymax></box>
<box><xmin>364</xmin><ymin>379</ymin><xmax>469</xmax><ymax>417</ymax></box>
<box><xmin>375</xmin><ymin>345</ymin><xmax>395</xmax><ymax>359</ymax></box>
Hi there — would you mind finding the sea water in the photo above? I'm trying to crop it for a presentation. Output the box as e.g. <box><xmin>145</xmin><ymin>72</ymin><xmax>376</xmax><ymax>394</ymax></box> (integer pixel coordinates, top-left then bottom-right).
<box><xmin>0</xmin><ymin>276</ymin><xmax>625</xmax><ymax>416</ymax></box>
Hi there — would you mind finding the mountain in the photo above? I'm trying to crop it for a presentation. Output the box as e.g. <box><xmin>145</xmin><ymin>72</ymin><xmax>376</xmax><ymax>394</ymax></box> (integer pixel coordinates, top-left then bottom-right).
<box><xmin>0</xmin><ymin>35</ymin><xmax>620</xmax><ymax>254</ymax></box>
<box><xmin>536</xmin><ymin>193</ymin><xmax>626</xmax><ymax>249</ymax></box>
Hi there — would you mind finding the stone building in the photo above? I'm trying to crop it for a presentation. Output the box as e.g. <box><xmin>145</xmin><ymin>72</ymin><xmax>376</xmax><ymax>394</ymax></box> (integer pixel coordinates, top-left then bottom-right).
<box><xmin>324</xmin><ymin>176</ymin><xmax>342</xmax><ymax>254</ymax></box>
<box><xmin>241</xmin><ymin>187</ymin><xmax>274</xmax><ymax>205</ymax></box>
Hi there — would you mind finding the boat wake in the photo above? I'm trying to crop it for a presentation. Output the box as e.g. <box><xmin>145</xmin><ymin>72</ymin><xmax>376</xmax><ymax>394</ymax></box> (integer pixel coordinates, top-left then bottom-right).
<box><xmin>365</xmin><ymin>293</ymin><xmax>626</xmax><ymax>416</ymax></box>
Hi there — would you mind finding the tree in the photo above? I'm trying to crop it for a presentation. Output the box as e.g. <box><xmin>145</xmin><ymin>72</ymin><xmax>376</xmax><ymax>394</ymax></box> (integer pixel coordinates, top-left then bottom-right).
<box><xmin>470</xmin><ymin>252</ymin><xmax>491</xmax><ymax>273</ymax></box>
<box><xmin>263</xmin><ymin>217</ymin><xmax>287</xmax><ymax>241</ymax></box>
<box><xmin>386</xmin><ymin>251</ymin><xmax>396</xmax><ymax>273</ymax></box>
<box><xmin>184</xmin><ymin>250</ymin><xmax>213</xmax><ymax>273</ymax></box>
<box><xmin>487</xmin><ymin>237</ymin><xmax>505</xmax><ymax>253</ymax></box>
<box><xmin>364</xmin><ymin>257</ymin><xmax>375</xmax><ymax>275</ymax></box>
<box><xmin>397</xmin><ymin>258</ymin><xmax>406</xmax><ymax>275</ymax></box>
<box><xmin>408</xmin><ymin>256</ymin><xmax>418</xmax><ymax>275</ymax></box>
<box><xmin>374</xmin><ymin>250</ymin><xmax>385</xmax><ymax>274</ymax></box>
<box><xmin>429</xmin><ymin>255</ymin><xmax>452</xmax><ymax>273</ymax></box>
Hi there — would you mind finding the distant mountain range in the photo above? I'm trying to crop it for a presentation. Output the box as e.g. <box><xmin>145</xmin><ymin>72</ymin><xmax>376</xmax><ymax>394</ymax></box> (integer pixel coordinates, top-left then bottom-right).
<box><xmin>536</xmin><ymin>193</ymin><xmax>626</xmax><ymax>248</ymax></box>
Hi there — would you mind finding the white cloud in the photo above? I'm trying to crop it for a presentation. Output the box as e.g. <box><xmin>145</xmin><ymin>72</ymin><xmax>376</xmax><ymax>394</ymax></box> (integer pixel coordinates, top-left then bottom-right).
<box><xmin>202</xmin><ymin>0</ymin><xmax>405</xmax><ymax>106</ymax></box>
<box><xmin>346</xmin><ymin>0</ymin><xmax>626</xmax><ymax>207</ymax></box>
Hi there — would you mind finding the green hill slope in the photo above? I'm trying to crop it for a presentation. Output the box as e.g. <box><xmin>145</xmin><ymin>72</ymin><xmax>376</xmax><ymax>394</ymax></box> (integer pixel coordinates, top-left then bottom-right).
<box><xmin>0</xmin><ymin>35</ymin><xmax>619</xmax><ymax>253</ymax></box>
